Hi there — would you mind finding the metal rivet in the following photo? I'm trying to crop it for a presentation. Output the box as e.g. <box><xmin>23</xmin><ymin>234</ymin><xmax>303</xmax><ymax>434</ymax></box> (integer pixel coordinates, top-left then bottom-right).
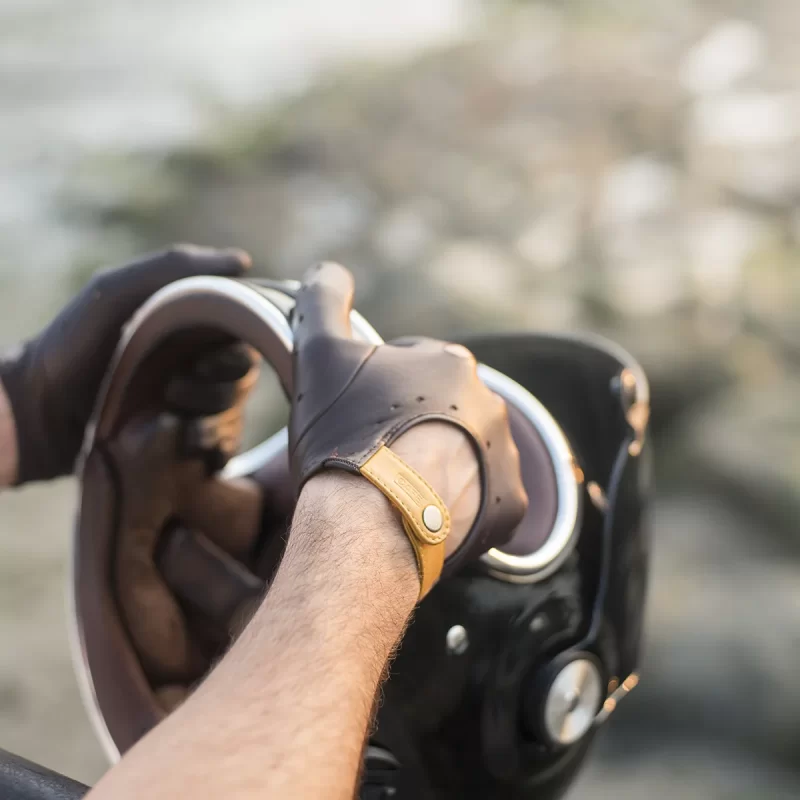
<box><xmin>446</xmin><ymin>625</ymin><xmax>469</xmax><ymax>655</ymax></box>
<box><xmin>422</xmin><ymin>504</ymin><xmax>443</xmax><ymax>532</ymax></box>
<box><xmin>529</xmin><ymin>613</ymin><xmax>547</xmax><ymax>633</ymax></box>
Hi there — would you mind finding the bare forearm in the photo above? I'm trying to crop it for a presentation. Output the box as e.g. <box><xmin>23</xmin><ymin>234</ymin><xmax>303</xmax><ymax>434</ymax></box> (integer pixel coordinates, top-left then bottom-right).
<box><xmin>89</xmin><ymin>473</ymin><xmax>418</xmax><ymax>800</ymax></box>
<box><xmin>0</xmin><ymin>380</ymin><xmax>18</xmax><ymax>486</ymax></box>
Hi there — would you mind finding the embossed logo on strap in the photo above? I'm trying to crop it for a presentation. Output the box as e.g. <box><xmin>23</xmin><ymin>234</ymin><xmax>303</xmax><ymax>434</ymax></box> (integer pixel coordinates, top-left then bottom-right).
<box><xmin>360</xmin><ymin>445</ymin><xmax>450</xmax><ymax>598</ymax></box>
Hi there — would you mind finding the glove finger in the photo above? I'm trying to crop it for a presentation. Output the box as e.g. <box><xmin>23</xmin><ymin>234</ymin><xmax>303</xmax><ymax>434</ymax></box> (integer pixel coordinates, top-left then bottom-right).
<box><xmin>109</xmin><ymin>415</ymin><xmax>208</xmax><ymax>684</ymax></box>
<box><xmin>293</xmin><ymin>261</ymin><xmax>355</xmax><ymax>345</ymax></box>
<box><xmin>177</xmin><ymin>476</ymin><xmax>264</xmax><ymax>561</ymax></box>
<box><xmin>122</xmin><ymin>244</ymin><xmax>251</xmax><ymax>291</ymax></box>
<box><xmin>165</xmin><ymin>343</ymin><xmax>259</xmax><ymax>416</ymax></box>
<box><xmin>156</xmin><ymin>526</ymin><xmax>264</xmax><ymax>636</ymax></box>
<box><xmin>166</xmin><ymin>379</ymin><xmax>243</xmax><ymax>417</ymax></box>
<box><xmin>186</xmin><ymin>342</ymin><xmax>256</xmax><ymax>382</ymax></box>
<box><xmin>87</xmin><ymin>245</ymin><xmax>251</xmax><ymax>335</ymax></box>
<box><xmin>116</xmin><ymin>525</ymin><xmax>207</xmax><ymax>684</ymax></box>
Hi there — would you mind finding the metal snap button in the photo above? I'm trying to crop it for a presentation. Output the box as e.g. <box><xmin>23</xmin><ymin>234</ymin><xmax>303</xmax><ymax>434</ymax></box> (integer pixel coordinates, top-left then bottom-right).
<box><xmin>422</xmin><ymin>504</ymin><xmax>443</xmax><ymax>532</ymax></box>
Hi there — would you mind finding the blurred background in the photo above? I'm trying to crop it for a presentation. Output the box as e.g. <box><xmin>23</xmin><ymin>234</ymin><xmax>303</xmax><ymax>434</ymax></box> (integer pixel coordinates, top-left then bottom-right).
<box><xmin>2</xmin><ymin>0</ymin><xmax>800</xmax><ymax>796</ymax></box>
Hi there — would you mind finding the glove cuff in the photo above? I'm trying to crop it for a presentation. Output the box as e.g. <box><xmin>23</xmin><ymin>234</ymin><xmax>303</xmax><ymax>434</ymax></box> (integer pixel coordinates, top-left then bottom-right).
<box><xmin>360</xmin><ymin>445</ymin><xmax>450</xmax><ymax>599</ymax></box>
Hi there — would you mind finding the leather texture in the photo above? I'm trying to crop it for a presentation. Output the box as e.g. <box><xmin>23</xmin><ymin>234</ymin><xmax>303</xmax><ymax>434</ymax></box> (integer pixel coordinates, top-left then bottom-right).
<box><xmin>0</xmin><ymin>748</ymin><xmax>89</xmax><ymax>800</ymax></box>
<box><xmin>107</xmin><ymin>347</ymin><xmax>261</xmax><ymax>691</ymax></box>
<box><xmin>361</xmin><ymin>445</ymin><xmax>449</xmax><ymax>597</ymax></box>
<box><xmin>0</xmin><ymin>245</ymin><xmax>249</xmax><ymax>484</ymax></box>
<box><xmin>289</xmin><ymin>262</ymin><xmax>528</xmax><ymax>572</ymax></box>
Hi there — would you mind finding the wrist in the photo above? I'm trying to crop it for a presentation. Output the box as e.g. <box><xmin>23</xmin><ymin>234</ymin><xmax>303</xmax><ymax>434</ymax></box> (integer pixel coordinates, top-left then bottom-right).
<box><xmin>0</xmin><ymin>378</ymin><xmax>19</xmax><ymax>486</ymax></box>
<box><xmin>296</xmin><ymin>471</ymin><xmax>419</xmax><ymax>586</ymax></box>
<box><xmin>288</xmin><ymin>471</ymin><xmax>419</xmax><ymax>624</ymax></box>
<box><xmin>281</xmin><ymin>421</ymin><xmax>480</xmax><ymax>631</ymax></box>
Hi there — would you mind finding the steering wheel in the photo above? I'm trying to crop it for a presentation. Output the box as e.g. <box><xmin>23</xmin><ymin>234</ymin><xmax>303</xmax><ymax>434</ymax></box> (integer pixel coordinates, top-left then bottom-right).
<box><xmin>68</xmin><ymin>276</ymin><xmax>652</xmax><ymax>800</ymax></box>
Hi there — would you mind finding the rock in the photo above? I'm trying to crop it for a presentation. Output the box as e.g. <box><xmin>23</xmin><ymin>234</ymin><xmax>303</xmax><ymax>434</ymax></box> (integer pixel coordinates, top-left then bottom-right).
<box><xmin>517</xmin><ymin>288</ymin><xmax>583</xmax><ymax>331</ymax></box>
<box><xmin>515</xmin><ymin>202</ymin><xmax>580</xmax><ymax>272</ymax></box>
<box><xmin>679</xmin><ymin>19</ymin><xmax>766</xmax><ymax>96</ymax></box>
<box><xmin>596</xmin><ymin>211</ymin><xmax>688</xmax><ymax>319</ymax></box>
<box><xmin>687</xmin><ymin>91</ymin><xmax>800</xmax><ymax>205</ymax></box>
<box><xmin>372</xmin><ymin>205</ymin><xmax>436</xmax><ymax>267</ymax></box>
<box><xmin>489</xmin><ymin>3</ymin><xmax>565</xmax><ymax>89</ymax></box>
<box><xmin>602</xmin><ymin>255</ymin><xmax>687</xmax><ymax>318</ymax></box>
<box><xmin>740</xmin><ymin>241</ymin><xmax>800</xmax><ymax>342</ymax></box>
<box><xmin>597</xmin><ymin>157</ymin><xmax>679</xmax><ymax>229</ymax></box>
<box><xmin>690</xmin><ymin>91</ymin><xmax>800</xmax><ymax>149</ymax></box>
<box><xmin>686</xmin><ymin>207</ymin><xmax>764</xmax><ymax>307</ymax></box>
<box><xmin>277</xmin><ymin>174</ymin><xmax>374</xmax><ymax>273</ymax></box>
<box><xmin>427</xmin><ymin>239</ymin><xmax>521</xmax><ymax>315</ymax></box>
<box><xmin>463</xmin><ymin>162</ymin><xmax>521</xmax><ymax>221</ymax></box>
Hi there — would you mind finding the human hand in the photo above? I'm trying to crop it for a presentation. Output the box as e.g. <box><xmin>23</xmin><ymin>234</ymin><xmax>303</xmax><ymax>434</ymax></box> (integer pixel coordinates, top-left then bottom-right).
<box><xmin>0</xmin><ymin>245</ymin><xmax>250</xmax><ymax>485</ymax></box>
<box><xmin>289</xmin><ymin>262</ymin><xmax>528</xmax><ymax>597</ymax></box>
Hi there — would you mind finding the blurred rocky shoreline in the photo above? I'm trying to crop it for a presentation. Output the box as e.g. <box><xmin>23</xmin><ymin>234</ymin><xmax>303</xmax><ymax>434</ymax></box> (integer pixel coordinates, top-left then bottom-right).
<box><xmin>2</xmin><ymin>1</ymin><xmax>800</xmax><ymax>796</ymax></box>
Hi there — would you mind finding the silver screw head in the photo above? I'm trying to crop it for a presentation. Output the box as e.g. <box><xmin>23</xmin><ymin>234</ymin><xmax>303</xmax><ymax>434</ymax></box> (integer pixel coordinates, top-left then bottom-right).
<box><xmin>446</xmin><ymin>625</ymin><xmax>469</xmax><ymax>655</ymax></box>
<box><xmin>529</xmin><ymin>613</ymin><xmax>547</xmax><ymax>633</ymax></box>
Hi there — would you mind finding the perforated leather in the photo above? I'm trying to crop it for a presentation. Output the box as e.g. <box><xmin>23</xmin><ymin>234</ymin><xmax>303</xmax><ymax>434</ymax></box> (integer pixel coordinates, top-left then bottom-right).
<box><xmin>289</xmin><ymin>263</ymin><xmax>528</xmax><ymax>572</ymax></box>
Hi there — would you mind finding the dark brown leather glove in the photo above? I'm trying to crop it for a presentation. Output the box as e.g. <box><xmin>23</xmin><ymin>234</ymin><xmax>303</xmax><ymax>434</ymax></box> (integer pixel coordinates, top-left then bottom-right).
<box><xmin>289</xmin><ymin>262</ymin><xmax>528</xmax><ymax>573</ymax></box>
<box><xmin>0</xmin><ymin>245</ymin><xmax>250</xmax><ymax>484</ymax></box>
<box><xmin>110</xmin><ymin>344</ymin><xmax>263</xmax><ymax>689</ymax></box>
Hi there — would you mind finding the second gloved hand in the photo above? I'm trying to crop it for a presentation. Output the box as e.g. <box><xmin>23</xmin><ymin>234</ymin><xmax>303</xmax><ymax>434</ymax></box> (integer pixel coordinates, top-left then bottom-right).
<box><xmin>0</xmin><ymin>245</ymin><xmax>250</xmax><ymax>484</ymax></box>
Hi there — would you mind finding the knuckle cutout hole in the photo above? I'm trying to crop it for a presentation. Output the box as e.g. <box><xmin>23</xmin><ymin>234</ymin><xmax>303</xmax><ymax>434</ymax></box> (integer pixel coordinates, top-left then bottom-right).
<box><xmin>390</xmin><ymin>404</ymin><xmax>400</xmax><ymax>410</ymax></box>
<box><xmin>450</xmin><ymin>404</ymin><xmax>458</xmax><ymax>411</ymax></box>
<box><xmin>495</xmin><ymin>496</ymin><xmax>501</xmax><ymax>504</ymax></box>
<box><xmin>416</xmin><ymin>396</ymin><xmax>425</xmax><ymax>403</ymax></box>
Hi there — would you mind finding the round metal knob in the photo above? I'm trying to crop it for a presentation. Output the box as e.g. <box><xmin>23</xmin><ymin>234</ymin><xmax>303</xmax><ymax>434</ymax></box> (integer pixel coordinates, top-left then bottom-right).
<box><xmin>541</xmin><ymin>656</ymin><xmax>603</xmax><ymax>746</ymax></box>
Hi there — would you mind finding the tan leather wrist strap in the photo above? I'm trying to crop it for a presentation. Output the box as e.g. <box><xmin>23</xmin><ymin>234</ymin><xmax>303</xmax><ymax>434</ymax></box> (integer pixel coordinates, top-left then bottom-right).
<box><xmin>359</xmin><ymin>445</ymin><xmax>450</xmax><ymax>599</ymax></box>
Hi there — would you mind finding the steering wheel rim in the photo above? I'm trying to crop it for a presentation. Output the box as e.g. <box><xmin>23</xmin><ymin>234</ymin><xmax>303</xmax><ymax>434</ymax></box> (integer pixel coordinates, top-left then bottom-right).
<box><xmin>70</xmin><ymin>275</ymin><xmax>581</xmax><ymax>763</ymax></box>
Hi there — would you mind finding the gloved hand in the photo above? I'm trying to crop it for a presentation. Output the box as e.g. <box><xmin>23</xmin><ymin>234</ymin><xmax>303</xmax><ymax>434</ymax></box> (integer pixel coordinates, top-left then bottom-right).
<box><xmin>105</xmin><ymin>341</ymin><xmax>264</xmax><ymax>697</ymax></box>
<box><xmin>0</xmin><ymin>245</ymin><xmax>250</xmax><ymax>484</ymax></box>
<box><xmin>289</xmin><ymin>262</ymin><xmax>528</xmax><ymax>577</ymax></box>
